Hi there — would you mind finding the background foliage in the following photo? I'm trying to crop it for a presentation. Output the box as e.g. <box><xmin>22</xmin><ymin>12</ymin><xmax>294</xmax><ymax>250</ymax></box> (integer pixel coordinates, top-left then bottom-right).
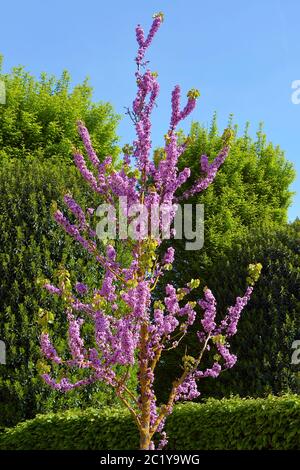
<box><xmin>169</xmin><ymin>116</ymin><xmax>295</xmax><ymax>280</ymax></box>
<box><xmin>0</xmin><ymin>64</ymin><xmax>122</xmax><ymax>427</ymax></box>
<box><xmin>156</xmin><ymin>221</ymin><xmax>300</xmax><ymax>401</ymax></box>
<box><xmin>155</xmin><ymin>118</ymin><xmax>298</xmax><ymax>402</ymax></box>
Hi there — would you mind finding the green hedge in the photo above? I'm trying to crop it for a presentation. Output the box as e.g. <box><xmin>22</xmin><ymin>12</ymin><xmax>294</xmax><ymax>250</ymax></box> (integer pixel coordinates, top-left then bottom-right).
<box><xmin>0</xmin><ymin>64</ymin><xmax>120</xmax><ymax>427</ymax></box>
<box><xmin>167</xmin><ymin>396</ymin><xmax>300</xmax><ymax>450</ymax></box>
<box><xmin>1</xmin><ymin>396</ymin><xmax>300</xmax><ymax>450</ymax></box>
<box><xmin>0</xmin><ymin>158</ymin><xmax>122</xmax><ymax>427</ymax></box>
<box><xmin>0</xmin><ymin>61</ymin><xmax>120</xmax><ymax>162</ymax></box>
<box><xmin>0</xmin><ymin>407</ymin><xmax>139</xmax><ymax>451</ymax></box>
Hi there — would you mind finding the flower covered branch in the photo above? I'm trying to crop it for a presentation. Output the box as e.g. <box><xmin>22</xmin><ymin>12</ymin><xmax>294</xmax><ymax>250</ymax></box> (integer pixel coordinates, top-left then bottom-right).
<box><xmin>39</xmin><ymin>13</ymin><xmax>262</xmax><ymax>450</ymax></box>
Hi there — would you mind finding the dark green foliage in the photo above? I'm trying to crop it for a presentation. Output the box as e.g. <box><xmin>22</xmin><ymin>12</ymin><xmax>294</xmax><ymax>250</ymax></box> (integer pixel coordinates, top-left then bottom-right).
<box><xmin>0</xmin><ymin>158</ymin><xmax>123</xmax><ymax>428</ymax></box>
<box><xmin>1</xmin><ymin>396</ymin><xmax>300</xmax><ymax>450</ymax></box>
<box><xmin>0</xmin><ymin>57</ymin><xmax>120</xmax><ymax>162</ymax></box>
<box><xmin>156</xmin><ymin>223</ymin><xmax>300</xmax><ymax>401</ymax></box>
<box><xmin>197</xmin><ymin>221</ymin><xmax>300</xmax><ymax>398</ymax></box>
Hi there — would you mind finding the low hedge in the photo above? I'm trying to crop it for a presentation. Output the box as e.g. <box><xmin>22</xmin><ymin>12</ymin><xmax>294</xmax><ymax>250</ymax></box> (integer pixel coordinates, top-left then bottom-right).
<box><xmin>167</xmin><ymin>396</ymin><xmax>300</xmax><ymax>450</ymax></box>
<box><xmin>0</xmin><ymin>407</ymin><xmax>138</xmax><ymax>450</ymax></box>
<box><xmin>1</xmin><ymin>396</ymin><xmax>300</xmax><ymax>450</ymax></box>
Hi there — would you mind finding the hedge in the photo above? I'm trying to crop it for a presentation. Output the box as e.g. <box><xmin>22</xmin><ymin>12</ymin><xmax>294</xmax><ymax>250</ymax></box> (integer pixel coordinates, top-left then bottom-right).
<box><xmin>0</xmin><ymin>64</ymin><xmax>120</xmax><ymax>427</ymax></box>
<box><xmin>0</xmin><ymin>158</ymin><xmax>124</xmax><ymax>427</ymax></box>
<box><xmin>1</xmin><ymin>395</ymin><xmax>300</xmax><ymax>450</ymax></box>
<box><xmin>167</xmin><ymin>396</ymin><xmax>300</xmax><ymax>450</ymax></box>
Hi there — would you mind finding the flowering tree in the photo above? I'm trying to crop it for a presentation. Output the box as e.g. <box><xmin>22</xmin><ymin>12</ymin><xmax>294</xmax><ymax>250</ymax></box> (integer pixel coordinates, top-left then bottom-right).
<box><xmin>39</xmin><ymin>13</ymin><xmax>261</xmax><ymax>450</ymax></box>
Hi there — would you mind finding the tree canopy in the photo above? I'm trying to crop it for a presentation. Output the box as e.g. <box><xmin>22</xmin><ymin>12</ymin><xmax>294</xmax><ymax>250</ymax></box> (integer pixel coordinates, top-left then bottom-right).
<box><xmin>0</xmin><ymin>56</ymin><xmax>120</xmax><ymax>162</ymax></box>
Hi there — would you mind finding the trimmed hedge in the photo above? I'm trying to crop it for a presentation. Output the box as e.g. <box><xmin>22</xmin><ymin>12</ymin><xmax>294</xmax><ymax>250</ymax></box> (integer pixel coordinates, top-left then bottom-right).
<box><xmin>1</xmin><ymin>396</ymin><xmax>300</xmax><ymax>450</ymax></box>
<box><xmin>0</xmin><ymin>407</ymin><xmax>139</xmax><ymax>451</ymax></box>
<box><xmin>167</xmin><ymin>396</ymin><xmax>300</xmax><ymax>450</ymax></box>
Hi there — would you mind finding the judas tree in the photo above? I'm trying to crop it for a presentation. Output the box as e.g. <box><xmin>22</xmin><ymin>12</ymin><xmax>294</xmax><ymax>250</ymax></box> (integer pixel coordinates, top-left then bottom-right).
<box><xmin>39</xmin><ymin>13</ymin><xmax>261</xmax><ymax>450</ymax></box>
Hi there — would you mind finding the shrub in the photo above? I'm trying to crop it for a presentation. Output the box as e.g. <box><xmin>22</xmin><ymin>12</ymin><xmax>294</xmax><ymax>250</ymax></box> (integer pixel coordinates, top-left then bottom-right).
<box><xmin>166</xmin><ymin>396</ymin><xmax>300</xmax><ymax>450</ymax></box>
<box><xmin>1</xmin><ymin>396</ymin><xmax>300</xmax><ymax>450</ymax></box>
<box><xmin>196</xmin><ymin>221</ymin><xmax>300</xmax><ymax>398</ymax></box>
<box><xmin>0</xmin><ymin>407</ymin><xmax>139</xmax><ymax>451</ymax></box>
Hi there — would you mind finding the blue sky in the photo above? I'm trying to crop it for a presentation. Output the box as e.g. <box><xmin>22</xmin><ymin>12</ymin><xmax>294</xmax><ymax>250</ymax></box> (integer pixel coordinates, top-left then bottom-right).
<box><xmin>0</xmin><ymin>0</ymin><xmax>299</xmax><ymax>220</ymax></box>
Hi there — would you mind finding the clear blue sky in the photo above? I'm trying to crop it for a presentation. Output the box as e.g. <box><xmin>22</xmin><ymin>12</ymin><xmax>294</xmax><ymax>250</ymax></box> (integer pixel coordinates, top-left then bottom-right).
<box><xmin>0</xmin><ymin>0</ymin><xmax>299</xmax><ymax>220</ymax></box>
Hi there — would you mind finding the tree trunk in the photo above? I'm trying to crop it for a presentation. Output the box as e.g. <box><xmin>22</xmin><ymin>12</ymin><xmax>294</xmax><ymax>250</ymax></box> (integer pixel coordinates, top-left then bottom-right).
<box><xmin>139</xmin><ymin>322</ymin><xmax>151</xmax><ymax>450</ymax></box>
<box><xmin>140</xmin><ymin>428</ymin><xmax>151</xmax><ymax>450</ymax></box>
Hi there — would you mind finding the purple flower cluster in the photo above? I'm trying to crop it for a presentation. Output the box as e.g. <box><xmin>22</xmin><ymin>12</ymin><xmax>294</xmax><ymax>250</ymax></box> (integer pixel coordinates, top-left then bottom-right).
<box><xmin>73</xmin><ymin>152</ymin><xmax>101</xmax><ymax>193</ymax></box>
<box><xmin>176</xmin><ymin>375</ymin><xmax>200</xmax><ymax>401</ymax></box>
<box><xmin>170</xmin><ymin>85</ymin><xmax>197</xmax><ymax>130</ymax></box>
<box><xmin>43</xmin><ymin>283</ymin><xmax>61</xmax><ymax>295</ymax></box>
<box><xmin>64</xmin><ymin>194</ymin><xmax>87</xmax><ymax>230</ymax></box>
<box><xmin>198</xmin><ymin>288</ymin><xmax>217</xmax><ymax>333</ymax></box>
<box><xmin>94</xmin><ymin>311</ymin><xmax>138</xmax><ymax>366</ymax></box>
<box><xmin>182</xmin><ymin>146</ymin><xmax>229</xmax><ymax>199</ymax></box>
<box><xmin>163</xmin><ymin>247</ymin><xmax>175</xmax><ymax>265</ymax></box>
<box><xmin>77</xmin><ymin>120</ymin><xmax>100</xmax><ymax>168</ymax></box>
<box><xmin>67</xmin><ymin>312</ymin><xmax>85</xmax><ymax>363</ymax></box>
<box><xmin>135</xmin><ymin>14</ymin><xmax>163</xmax><ymax>66</ymax></box>
<box><xmin>41</xmin><ymin>333</ymin><xmax>62</xmax><ymax>364</ymax></box>
<box><xmin>75</xmin><ymin>282</ymin><xmax>88</xmax><ymax>295</ymax></box>
<box><xmin>220</xmin><ymin>286</ymin><xmax>254</xmax><ymax>337</ymax></box>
